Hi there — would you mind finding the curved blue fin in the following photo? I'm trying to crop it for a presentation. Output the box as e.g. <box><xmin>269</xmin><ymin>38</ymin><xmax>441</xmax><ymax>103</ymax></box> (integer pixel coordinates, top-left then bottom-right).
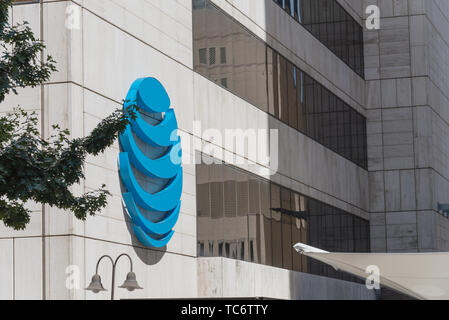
<box><xmin>119</xmin><ymin>153</ymin><xmax>183</xmax><ymax>212</ymax></box>
<box><xmin>132</xmin><ymin>109</ymin><xmax>179</xmax><ymax>147</ymax></box>
<box><xmin>132</xmin><ymin>224</ymin><xmax>174</xmax><ymax>248</ymax></box>
<box><xmin>119</xmin><ymin>127</ymin><xmax>181</xmax><ymax>179</ymax></box>
<box><xmin>124</xmin><ymin>78</ymin><xmax>170</xmax><ymax>114</ymax></box>
<box><xmin>123</xmin><ymin>192</ymin><xmax>180</xmax><ymax>236</ymax></box>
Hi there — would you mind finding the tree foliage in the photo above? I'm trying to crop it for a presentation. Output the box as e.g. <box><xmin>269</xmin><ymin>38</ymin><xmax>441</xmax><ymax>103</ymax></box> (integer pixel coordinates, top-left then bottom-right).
<box><xmin>0</xmin><ymin>0</ymin><xmax>56</xmax><ymax>102</ymax></box>
<box><xmin>0</xmin><ymin>0</ymin><xmax>136</xmax><ymax>230</ymax></box>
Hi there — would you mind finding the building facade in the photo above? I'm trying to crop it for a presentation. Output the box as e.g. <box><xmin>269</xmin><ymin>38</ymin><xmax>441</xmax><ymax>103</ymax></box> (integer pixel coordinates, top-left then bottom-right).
<box><xmin>0</xmin><ymin>0</ymin><xmax>447</xmax><ymax>300</ymax></box>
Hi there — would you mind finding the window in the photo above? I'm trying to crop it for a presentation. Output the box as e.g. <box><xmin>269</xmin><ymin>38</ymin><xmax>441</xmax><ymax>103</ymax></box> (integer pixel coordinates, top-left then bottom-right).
<box><xmin>209</xmin><ymin>47</ymin><xmax>216</xmax><ymax>65</ymax></box>
<box><xmin>220</xmin><ymin>47</ymin><xmax>227</xmax><ymax>64</ymax></box>
<box><xmin>272</xmin><ymin>0</ymin><xmax>365</xmax><ymax>78</ymax></box>
<box><xmin>221</xmin><ymin>78</ymin><xmax>228</xmax><ymax>88</ymax></box>
<box><xmin>193</xmin><ymin>0</ymin><xmax>368</xmax><ymax>169</ymax></box>
<box><xmin>268</xmin><ymin>48</ymin><xmax>280</xmax><ymax>118</ymax></box>
<box><xmin>223</xmin><ymin>166</ymin><xmax>237</xmax><ymax>218</ymax></box>
<box><xmin>278</xmin><ymin>55</ymin><xmax>289</xmax><ymax>124</ymax></box>
<box><xmin>281</xmin><ymin>188</ymin><xmax>293</xmax><ymax>269</ymax></box>
<box><xmin>196</xmin><ymin>163</ymin><xmax>211</xmax><ymax>217</ymax></box>
<box><xmin>199</xmin><ymin>48</ymin><xmax>207</xmax><ymax>64</ymax></box>
<box><xmin>297</xmin><ymin>71</ymin><xmax>306</xmax><ymax>132</ymax></box>
<box><xmin>287</xmin><ymin>64</ymin><xmax>298</xmax><ymax>129</ymax></box>
<box><xmin>196</xmin><ymin>154</ymin><xmax>370</xmax><ymax>281</ymax></box>
<box><xmin>285</xmin><ymin>0</ymin><xmax>292</xmax><ymax>16</ymax></box>
<box><xmin>271</xmin><ymin>184</ymin><xmax>283</xmax><ymax>268</ymax></box>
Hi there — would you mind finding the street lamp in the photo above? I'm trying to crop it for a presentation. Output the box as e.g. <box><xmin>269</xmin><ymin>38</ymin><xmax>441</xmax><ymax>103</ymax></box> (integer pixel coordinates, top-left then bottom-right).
<box><xmin>86</xmin><ymin>253</ymin><xmax>143</xmax><ymax>300</ymax></box>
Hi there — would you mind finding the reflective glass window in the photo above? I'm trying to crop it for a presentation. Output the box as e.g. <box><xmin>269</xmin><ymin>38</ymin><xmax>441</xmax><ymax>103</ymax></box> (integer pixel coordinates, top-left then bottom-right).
<box><xmin>196</xmin><ymin>154</ymin><xmax>370</xmax><ymax>282</ymax></box>
<box><xmin>193</xmin><ymin>0</ymin><xmax>368</xmax><ymax>169</ymax></box>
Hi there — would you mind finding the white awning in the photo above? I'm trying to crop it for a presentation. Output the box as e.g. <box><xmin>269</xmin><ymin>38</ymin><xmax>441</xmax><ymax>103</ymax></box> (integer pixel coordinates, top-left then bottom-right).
<box><xmin>293</xmin><ymin>243</ymin><xmax>449</xmax><ymax>300</ymax></box>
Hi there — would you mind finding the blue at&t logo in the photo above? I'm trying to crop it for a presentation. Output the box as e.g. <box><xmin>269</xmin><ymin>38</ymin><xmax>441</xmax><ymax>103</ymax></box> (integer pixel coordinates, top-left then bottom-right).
<box><xmin>119</xmin><ymin>78</ymin><xmax>182</xmax><ymax>248</ymax></box>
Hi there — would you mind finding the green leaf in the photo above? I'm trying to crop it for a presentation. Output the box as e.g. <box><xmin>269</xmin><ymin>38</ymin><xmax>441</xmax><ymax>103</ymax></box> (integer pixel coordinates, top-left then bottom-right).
<box><xmin>0</xmin><ymin>3</ymin><xmax>137</xmax><ymax>230</ymax></box>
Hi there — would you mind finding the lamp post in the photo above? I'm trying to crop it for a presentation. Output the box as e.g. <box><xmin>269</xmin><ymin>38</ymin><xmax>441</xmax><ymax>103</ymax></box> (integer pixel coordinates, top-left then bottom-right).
<box><xmin>86</xmin><ymin>253</ymin><xmax>143</xmax><ymax>300</ymax></box>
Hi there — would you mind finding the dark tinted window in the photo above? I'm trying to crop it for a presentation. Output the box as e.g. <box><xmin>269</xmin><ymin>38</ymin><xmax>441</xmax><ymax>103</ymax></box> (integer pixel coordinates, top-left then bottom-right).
<box><xmin>196</xmin><ymin>154</ymin><xmax>371</xmax><ymax>282</ymax></box>
<box><xmin>193</xmin><ymin>0</ymin><xmax>367</xmax><ymax>169</ymax></box>
<box><xmin>272</xmin><ymin>0</ymin><xmax>365</xmax><ymax>78</ymax></box>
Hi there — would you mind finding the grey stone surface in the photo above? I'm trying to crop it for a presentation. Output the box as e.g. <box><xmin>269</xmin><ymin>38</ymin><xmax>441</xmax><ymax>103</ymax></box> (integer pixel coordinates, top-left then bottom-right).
<box><xmin>366</xmin><ymin>0</ymin><xmax>449</xmax><ymax>252</ymax></box>
<box><xmin>197</xmin><ymin>257</ymin><xmax>376</xmax><ymax>300</ymax></box>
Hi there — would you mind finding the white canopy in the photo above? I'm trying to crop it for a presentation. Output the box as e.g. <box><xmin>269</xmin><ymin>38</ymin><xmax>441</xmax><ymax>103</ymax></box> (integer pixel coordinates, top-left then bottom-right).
<box><xmin>293</xmin><ymin>243</ymin><xmax>449</xmax><ymax>300</ymax></box>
